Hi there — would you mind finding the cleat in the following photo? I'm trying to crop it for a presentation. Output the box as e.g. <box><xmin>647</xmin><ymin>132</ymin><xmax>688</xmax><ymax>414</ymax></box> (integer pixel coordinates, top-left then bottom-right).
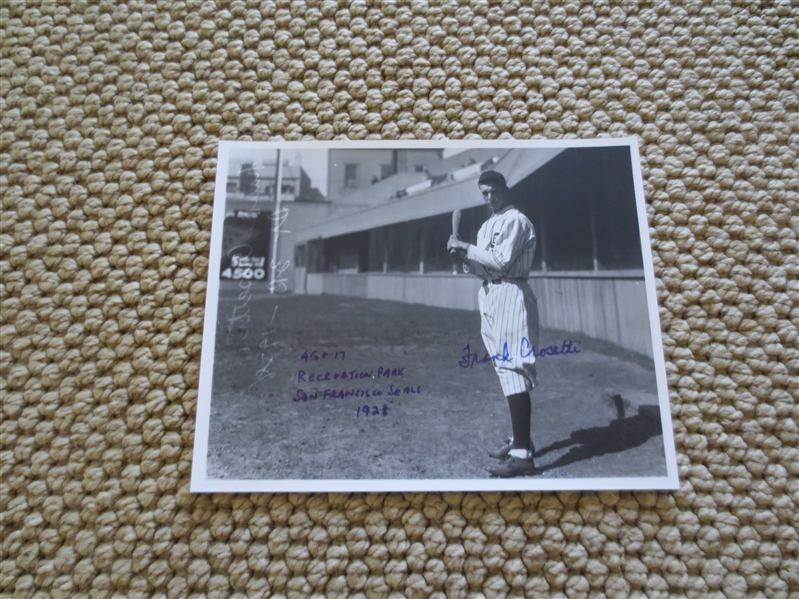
<box><xmin>488</xmin><ymin>454</ymin><xmax>537</xmax><ymax>478</ymax></box>
<box><xmin>488</xmin><ymin>438</ymin><xmax>535</xmax><ymax>460</ymax></box>
<box><xmin>488</xmin><ymin>438</ymin><xmax>513</xmax><ymax>460</ymax></box>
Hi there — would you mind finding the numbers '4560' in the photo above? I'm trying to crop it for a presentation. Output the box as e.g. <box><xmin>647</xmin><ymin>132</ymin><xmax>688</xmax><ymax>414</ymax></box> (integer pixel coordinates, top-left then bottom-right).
<box><xmin>357</xmin><ymin>405</ymin><xmax>388</xmax><ymax>417</ymax></box>
<box><xmin>221</xmin><ymin>267</ymin><xmax>266</xmax><ymax>280</ymax></box>
<box><xmin>222</xmin><ymin>256</ymin><xmax>266</xmax><ymax>280</ymax></box>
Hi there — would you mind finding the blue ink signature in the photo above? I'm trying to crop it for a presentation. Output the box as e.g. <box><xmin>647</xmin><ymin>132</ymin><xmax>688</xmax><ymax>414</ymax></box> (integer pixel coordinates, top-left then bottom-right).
<box><xmin>458</xmin><ymin>339</ymin><xmax>581</xmax><ymax>367</ymax></box>
<box><xmin>458</xmin><ymin>344</ymin><xmax>493</xmax><ymax>368</ymax></box>
<box><xmin>492</xmin><ymin>343</ymin><xmax>513</xmax><ymax>363</ymax></box>
<box><xmin>520</xmin><ymin>338</ymin><xmax>581</xmax><ymax>358</ymax></box>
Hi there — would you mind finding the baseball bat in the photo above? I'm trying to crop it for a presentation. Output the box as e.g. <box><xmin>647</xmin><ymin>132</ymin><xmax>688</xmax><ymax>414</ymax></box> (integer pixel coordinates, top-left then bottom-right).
<box><xmin>452</xmin><ymin>209</ymin><xmax>462</xmax><ymax>238</ymax></box>
<box><xmin>450</xmin><ymin>209</ymin><xmax>462</xmax><ymax>256</ymax></box>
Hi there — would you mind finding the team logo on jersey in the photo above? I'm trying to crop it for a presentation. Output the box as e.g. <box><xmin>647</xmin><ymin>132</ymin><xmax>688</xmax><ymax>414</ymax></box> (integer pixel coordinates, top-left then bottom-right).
<box><xmin>490</xmin><ymin>231</ymin><xmax>500</xmax><ymax>249</ymax></box>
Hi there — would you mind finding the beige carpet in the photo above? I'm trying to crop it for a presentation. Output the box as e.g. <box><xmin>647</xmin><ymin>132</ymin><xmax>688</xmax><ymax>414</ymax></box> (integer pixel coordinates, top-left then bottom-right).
<box><xmin>2</xmin><ymin>1</ymin><xmax>797</xmax><ymax>598</ymax></box>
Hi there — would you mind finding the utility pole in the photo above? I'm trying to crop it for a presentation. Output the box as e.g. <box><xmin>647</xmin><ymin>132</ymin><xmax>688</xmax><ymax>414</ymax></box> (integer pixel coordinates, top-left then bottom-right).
<box><xmin>269</xmin><ymin>150</ymin><xmax>284</xmax><ymax>294</ymax></box>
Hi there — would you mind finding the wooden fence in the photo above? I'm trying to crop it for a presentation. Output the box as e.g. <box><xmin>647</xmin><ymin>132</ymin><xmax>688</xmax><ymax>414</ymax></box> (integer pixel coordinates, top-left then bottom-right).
<box><xmin>300</xmin><ymin>270</ymin><xmax>655</xmax><ymax>358</ymax></box>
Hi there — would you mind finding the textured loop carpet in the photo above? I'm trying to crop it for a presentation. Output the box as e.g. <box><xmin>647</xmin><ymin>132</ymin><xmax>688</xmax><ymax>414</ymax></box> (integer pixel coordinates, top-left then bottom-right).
<box><xmin>2</xmin><ymin>1</ymin><xmax>798</xmax><ymax>598</ymax></box>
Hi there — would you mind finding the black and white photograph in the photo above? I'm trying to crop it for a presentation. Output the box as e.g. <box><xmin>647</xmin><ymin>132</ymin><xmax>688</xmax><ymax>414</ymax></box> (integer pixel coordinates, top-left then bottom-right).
<box><xmin>191</xmin><ymin>139</ymin><xmax>679</xmax><ymax>492</ymax></box>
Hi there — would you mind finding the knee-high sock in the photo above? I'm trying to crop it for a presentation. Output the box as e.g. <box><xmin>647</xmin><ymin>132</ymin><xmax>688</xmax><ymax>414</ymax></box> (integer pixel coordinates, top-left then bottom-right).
<box><xmin>507</xmin><ymin>392</ymin><xmax>531</xmax><ymax>450</ymax></box>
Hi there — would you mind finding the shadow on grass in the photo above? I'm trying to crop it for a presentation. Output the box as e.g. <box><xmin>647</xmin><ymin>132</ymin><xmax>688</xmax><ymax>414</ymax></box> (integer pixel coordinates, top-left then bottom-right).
<box><xmin>533</xmin><ymin>405</ymin><xmax>663</xmax><ymax>475</ymax></box>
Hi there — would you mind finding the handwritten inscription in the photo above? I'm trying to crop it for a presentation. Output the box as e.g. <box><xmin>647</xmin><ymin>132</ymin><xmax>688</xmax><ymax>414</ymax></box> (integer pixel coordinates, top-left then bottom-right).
<box><xmin>459</xmin><ymin>344</ymin><xmax>493</xmax><ymax>368</ymax></box>
<box><xmin>459</xmin><ymin>339</ymin><xmax>581</xmax><ymax>368</ymax></box>
<box><xmin>225</xmin><ymin>277</ymin><xmax>253</xmax><ymax>344</ymax></box>
<box><xmin>294</xmin><ymin>387</ymin><xmax>381</xmax><ymax>401</ymax></box>
<box><xmin>269</xmin><ymin>257</ymin><xmax>291</xmax><ymax>293</ymax></box>
<box><xmin>293</xmin><ymin>348</ymin><xmax>419</xmax><ymax>408</ymax></box>
<box><xmin>300</xmin><ymin>350</ymin><xmax>346</xmax><ymax>362</ymax></box>
<box><xmin>297</xmin><ymin>366</ymin><xmax>404</xmax><ymax>384</ymax></box>
<box><xmin>251</xmin><ymin>305</ymin><xmax>279</xmax><ymax>386</ymax></box>
<box><xmin>268</xmin><ymin>207</ymin><xmax>291</xmax><ymax>293</ymax></box>
<box><xmin>293</xmin><ymin>384</ymin><xmax>422</xmax><ymax>402</ymax></box>
<box><xmin>235</xmin><ymin>182</ymin><xmax>293</xmax><ymax>389</ymax></box>
<box><xmin>521</xmin><ymin>338</ymin><xmax>580</xmax><ymax>358</ymax></box>
<box><xmin>356</xmin><ymin>405</ymin><xmax>389</xmax><ymax>417</ymax></box>
<box><xmin>387</xmin><ymin>384</ymin><xmax>421</xmax><ymax>396</ymax></box>
<box><xmin>492</xmin><ymin>343</ymin><xmax>513</xmax><ymax>363</ymax></box>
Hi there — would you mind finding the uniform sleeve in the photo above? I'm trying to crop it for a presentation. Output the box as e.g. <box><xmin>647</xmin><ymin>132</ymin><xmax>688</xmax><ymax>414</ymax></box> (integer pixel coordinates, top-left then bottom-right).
<box><xmin>465</xmin><ymin>217</ymin><xmax>533</xmax><ymax>274</ymax></box>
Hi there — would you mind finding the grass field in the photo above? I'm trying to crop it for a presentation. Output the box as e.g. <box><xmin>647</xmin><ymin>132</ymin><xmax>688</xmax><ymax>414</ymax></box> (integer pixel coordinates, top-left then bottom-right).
<box><xmin>205</xmin><ymin>287</ymin><xmax>667</xmax><ymax>483</ymax></box>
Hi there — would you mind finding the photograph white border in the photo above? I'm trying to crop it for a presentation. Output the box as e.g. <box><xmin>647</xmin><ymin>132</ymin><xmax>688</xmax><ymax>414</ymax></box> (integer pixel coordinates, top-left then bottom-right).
<box><xmin>191</xmin><ymin>137</ymin><xmax>679</xmax><ymax>493</ymax></box>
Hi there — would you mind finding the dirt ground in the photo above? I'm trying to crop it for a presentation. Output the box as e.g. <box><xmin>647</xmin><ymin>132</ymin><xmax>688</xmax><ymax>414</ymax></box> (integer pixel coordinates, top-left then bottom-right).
<box><xmin>206</xmin><ymin>284</ymin><xmax>667</xmax><ymax>483</ymax></box>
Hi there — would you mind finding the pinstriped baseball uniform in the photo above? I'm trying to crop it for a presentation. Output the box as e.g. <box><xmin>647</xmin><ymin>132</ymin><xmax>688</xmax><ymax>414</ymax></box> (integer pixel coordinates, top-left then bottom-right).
<box><xmin>466</xmin><ymin>205</ymin><xmax>539</xmax><ymax>395</ymax></box>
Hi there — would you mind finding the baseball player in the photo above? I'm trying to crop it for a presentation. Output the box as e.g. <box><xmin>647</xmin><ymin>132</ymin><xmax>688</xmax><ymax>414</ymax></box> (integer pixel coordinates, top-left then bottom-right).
<box><xmin>447</xmin><ymin>170</ymin><xmax>539</xmax><ymax>478</ymax></box>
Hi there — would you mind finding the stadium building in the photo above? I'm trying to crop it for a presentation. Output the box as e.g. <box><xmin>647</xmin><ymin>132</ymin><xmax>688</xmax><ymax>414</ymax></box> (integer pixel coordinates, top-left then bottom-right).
<box><xmin>293</xmin><ymin>147</ymin><xmax>655</xmax><ymax>358</ymax></box>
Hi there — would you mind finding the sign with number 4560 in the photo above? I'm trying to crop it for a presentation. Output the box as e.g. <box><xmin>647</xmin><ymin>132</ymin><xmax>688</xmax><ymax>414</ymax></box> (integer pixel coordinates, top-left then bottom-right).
<box><xmin>222</xmin><ymin>255</ymin><xmax>267</xmax><ymax>280</ymax></box>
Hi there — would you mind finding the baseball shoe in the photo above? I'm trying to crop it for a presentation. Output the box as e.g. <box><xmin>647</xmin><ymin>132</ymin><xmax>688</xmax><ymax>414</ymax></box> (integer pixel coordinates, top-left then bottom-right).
<box><xmin>488</xmin><ymin>454</ymin><xmax>537</xmax><ymax>478</ymax></box>
<box><xmin>488</xmin><ymin>437</ymin><xmax>512</xmax><ymax>460</ymax></box>
<box><xmin>488</xmin><ymin>438</ymin><xmax>536</xmax><ymax>460</ymax></box>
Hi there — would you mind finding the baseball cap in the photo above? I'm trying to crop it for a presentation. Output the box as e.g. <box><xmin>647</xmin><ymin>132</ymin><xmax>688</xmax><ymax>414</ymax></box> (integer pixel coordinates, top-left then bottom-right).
<box><xmin>478</xmin><ymin>170</ymin><xmax>507</xmax><ymax>189</ymax></box>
